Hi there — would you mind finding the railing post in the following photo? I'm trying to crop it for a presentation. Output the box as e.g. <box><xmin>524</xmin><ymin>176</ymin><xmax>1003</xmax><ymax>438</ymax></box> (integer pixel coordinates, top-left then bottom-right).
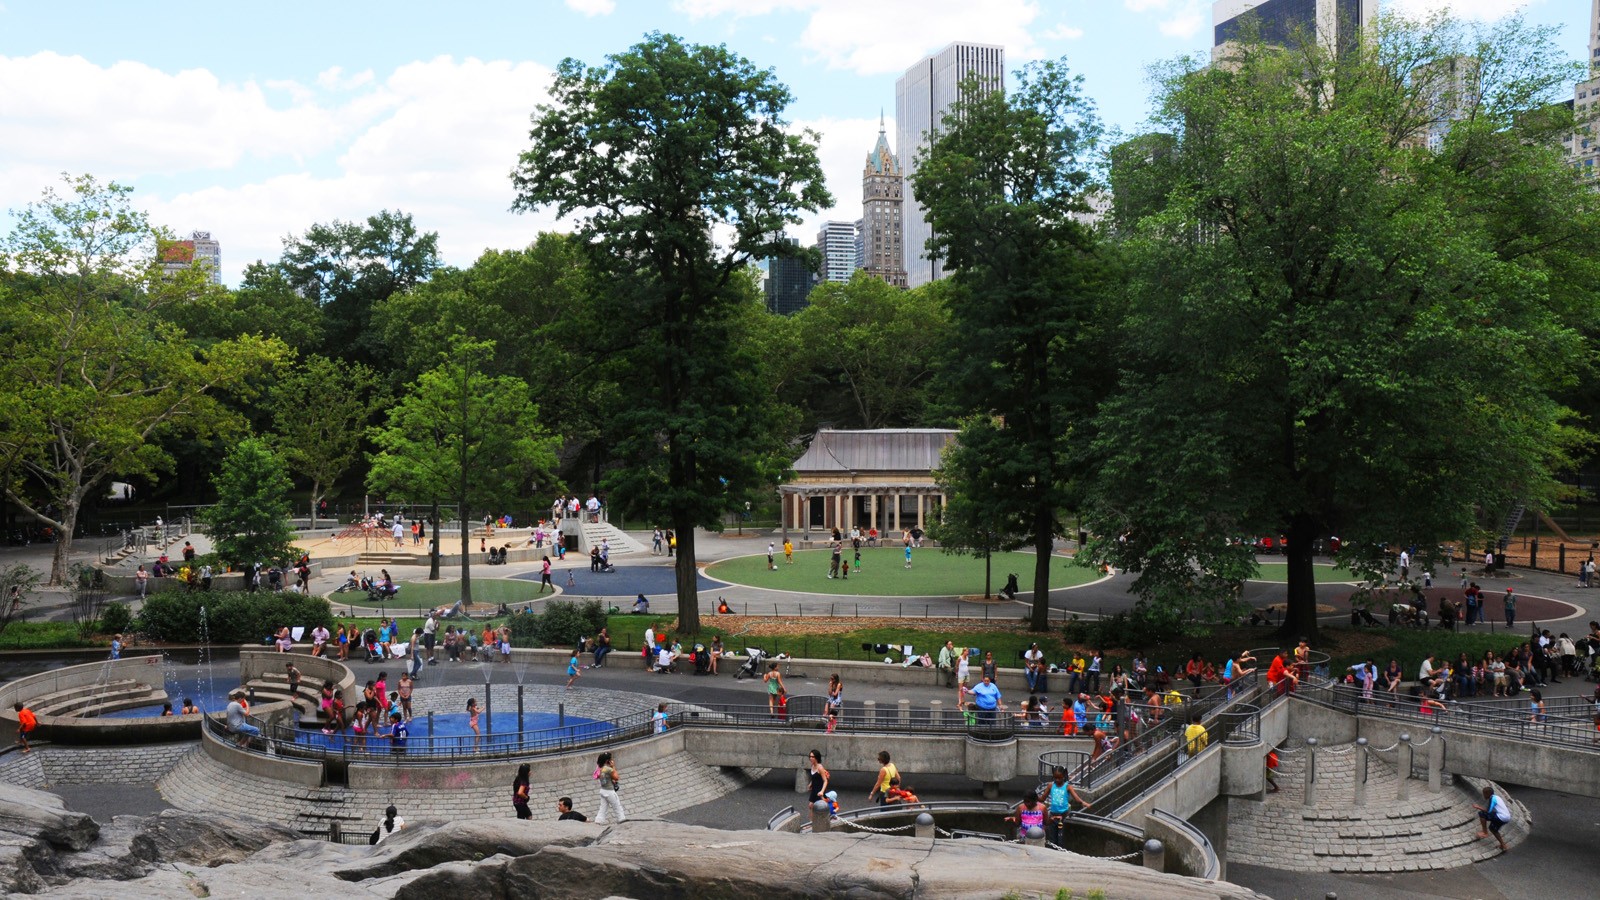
<box><xmin>1427</xmin><ymin>727</ymin><xmax>1443</xmax><ymax>794</ymax></box>
<box><xmin>810</xmin><ymin>800</ymin><xmax>832</xmax><ymax>833</ymax></box>
<box><xmin>1024</xmin><ymin>825</ymin><xmax>1045</xmax><ymax>847</ymax></box>
<box><xmin>1396</xmin><ymin>733</ymin><xmax>1412</xmax><ymax>800</ymax></box>
<box><xmin>1143</xmin><ymin>838</ymin><xmax>1166</xmax><ymax>871</ymax></box>
<box><xmin>862</xmin><ymin>699</ymin><xmax>877</xmax><ymax>726</ymax></box>
<box><xmin>929</xmin><ymin>699</ymin><xmax>944</xmax><ymax>726</ymax></box>
<box><xmin>914</xmin><ymin>812</ymin><xmax>934</xmax><ymax>839</ymax></box>
<box><xmin>1353</xmin><ymin>738</ymin><xmax>1368</xmax><ymax>808</ymax></box>
<box><xmin>1303</xmin><ymin>738</ymin><xmax>1318</xmax><ymax>808</ymax></box>
<box><xmin>517</xmin><ymin>685</ymin><xmax>525</xmax><ymax>731</ymax></box>
<box><xmin>898</xmin><ymin>698</ymin><xmax>911</xmax><ymax>726</ymax></box>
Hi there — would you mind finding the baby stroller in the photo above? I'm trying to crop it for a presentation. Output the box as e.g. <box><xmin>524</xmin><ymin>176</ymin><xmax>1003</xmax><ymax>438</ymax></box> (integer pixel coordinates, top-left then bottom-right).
<box><xmin>734</xmin><ymin>647</ymin><xmax>768</xmax><ymax>680</ymax></box>
<box><xmin>691</xmin><ymin>644</ymin><xmax>712</xmax><ymax>675</ymax></box>
<box><xmin>361</xmin><ymin>628</ymin><xmax>382</xmax><ymax>663</ymax></box>
<box><xmin>1000</xmin><ymin>573</ymin><xmax>1019</xmax><ymax>601</ymax></box>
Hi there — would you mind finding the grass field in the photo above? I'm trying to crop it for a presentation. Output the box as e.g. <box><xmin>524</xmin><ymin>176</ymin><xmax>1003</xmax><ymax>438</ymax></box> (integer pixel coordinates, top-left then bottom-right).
<box><xmin>1249</xmin><ymin>562</ymin><xmax>1361</xmax><ymax>583</ymax></box>
<box><xmin>705</xmin><ymin>548</ymin><xmax>1101</xmax><ymax>596</ymax></box>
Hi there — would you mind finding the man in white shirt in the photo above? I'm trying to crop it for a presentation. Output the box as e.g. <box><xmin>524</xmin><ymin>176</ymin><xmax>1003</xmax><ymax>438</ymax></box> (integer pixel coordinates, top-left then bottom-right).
<box><xmin>1398</xmin><ymin>549</ymin><xmax>1410</xmax><ymax>580</ymax></box>
<box><xmin>422</xmin><ymin>612</ymin><xmax>439</xmax><ymax>663</ymax></box>
<box><xmin>643</xmin><ymin>626</ymin><xmax>657</xmax><ymax>670</ymax></box>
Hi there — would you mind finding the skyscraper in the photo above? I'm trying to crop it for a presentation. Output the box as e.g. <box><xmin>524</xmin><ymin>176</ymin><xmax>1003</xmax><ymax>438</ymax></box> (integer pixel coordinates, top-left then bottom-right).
<box><xmin>895</xmin><ymin>42</ymin><xmax>1004</xmax><ymax>288</ymax></box>
<box><xmin>1212</xmin><ymin>0</ymin><xmax>1376</xmax><ymax>59</ymax></box>
<box><xmin>1569</xmin><ymin>0</ymin><xmax>1600</xmax><ymax>179</ymax></box>
<box><xmin>815</xmin><ymin>221</ymin><xmax>858</xmax><ymax>284</ymax></box>
<box><xmin>190</xmin><ymin>231</ymin><xmax>221</xmax><ymax>284</ymax></box>
<box><xmin>762</xmin><ymin>237</ymin><xmax>814</xmax><ymax>316</ymax></box>
<box><xmin>860</xmin><ymin>118</ymin><xmax>908</xmax><ymax>288</ymax></box>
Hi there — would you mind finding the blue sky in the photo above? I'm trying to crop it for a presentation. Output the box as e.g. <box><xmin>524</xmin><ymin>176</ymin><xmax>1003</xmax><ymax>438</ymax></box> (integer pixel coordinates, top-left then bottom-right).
<box><xmin>0</xmin><ymin>0</ymin><xmax>1583</xmax><ymax>284</ymax></box>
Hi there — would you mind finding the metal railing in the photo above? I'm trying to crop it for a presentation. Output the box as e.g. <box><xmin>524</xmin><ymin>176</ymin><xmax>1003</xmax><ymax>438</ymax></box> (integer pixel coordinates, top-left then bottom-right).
<box><xmin>1296</xmin><ymin>681</ymin><xmax>1600</xmax><ymax>754</ymax></box>
<box><xmin>1149</xmin><ymin>808</ymin><xmax>1221</xmax><ymax>880</ymax></box>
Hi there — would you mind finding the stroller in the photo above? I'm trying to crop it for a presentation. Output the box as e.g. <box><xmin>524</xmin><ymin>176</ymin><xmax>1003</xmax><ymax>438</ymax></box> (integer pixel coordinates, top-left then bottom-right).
<box><xmin>734</xmin><ymin>647</ymin><xmax>768</xmax><ymax>680</ymax></box>
<box><xmin>1000</xmin><ymin>573</ymin><xmax>1019</xmax><ymax>601</ymax></box>
<box><xmin>361</xmin><ymin>628</ymin><xmax>382</xmax><ymax>663</ymax></box>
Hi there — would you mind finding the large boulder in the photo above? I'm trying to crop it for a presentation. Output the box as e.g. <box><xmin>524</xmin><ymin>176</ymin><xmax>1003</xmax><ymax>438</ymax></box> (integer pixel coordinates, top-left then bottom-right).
<box><xmin>128</xmin><ymin>809</ymin><xmax>304</xmax><ymax>867</ymax></box>
<box><xmin>0</xmin><ymin>838</ymin><xmax>50</xmax><ymax>895</ymax></box>
<box><xmin>0</xmin><ymin>784</ymin><xmax>98</xmax><ymax>852</ymax></box>
<box><xmin>331</xmin><ymin>819</ymin><xmax>603</xmax><ymax>881</ymax></box>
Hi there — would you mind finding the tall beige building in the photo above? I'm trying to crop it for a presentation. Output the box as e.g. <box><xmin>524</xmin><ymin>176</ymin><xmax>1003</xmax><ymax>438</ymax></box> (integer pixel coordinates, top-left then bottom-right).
<box><xmin>861</xmin><ymin>117</ymin><xmax>908</xmax><ymax>288</ymax></box>
<box><xmin>1568</xmin><ymin>0</ymin><xmax>1600</xmax><ymax>178</ymax></box>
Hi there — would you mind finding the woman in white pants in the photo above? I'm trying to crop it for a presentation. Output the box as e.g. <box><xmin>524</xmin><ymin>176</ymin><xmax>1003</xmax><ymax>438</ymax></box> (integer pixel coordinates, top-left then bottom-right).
<box><xmin>595</xmin><ymin>752</ymin><xmax>626</xmax><ymax>824</ymax></box>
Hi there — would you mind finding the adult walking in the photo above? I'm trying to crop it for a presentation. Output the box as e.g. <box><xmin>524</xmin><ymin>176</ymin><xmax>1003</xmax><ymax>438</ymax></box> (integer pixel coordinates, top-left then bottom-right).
<box><xmin>1503</xmin><ymin>587</ymin><xmax>1517</xmax><ymax>627</ymax></box>
<box><xmin>965</xmin><ymin>672</ymin><xmax>1003</xmax><ymax>727</ymax></box>
<box><xmin>763</xmin><ymin>661</ymin><xmax>787</xmax><ymax>716</ymax></box>
<box><xmin>594</xmin><ymin>752</ymin><xmax>625</xmax><ymax>824</ymax></box>
<box><xmin>870</xmin><ymin>751</ymin><xmax>899</xmax><ymax>806</ymax></box>
<box><xmin>825</xmin><ymin>673</ymin><xmax>843</xmax><ymax>733</ymax></box>
<box><xmin>806</xmin><ymin>750</ymin><xmax>830</xmax><ymax>804</ymax></box>
<box><xmin>512</xmin><ymin>763</ymin><xmax>532</xmax><ymax>819</ymax></box>
<box><xmin>954</xmin><ymin>647</ymin><xmax>971</xmax><ymax>706</ymax></box>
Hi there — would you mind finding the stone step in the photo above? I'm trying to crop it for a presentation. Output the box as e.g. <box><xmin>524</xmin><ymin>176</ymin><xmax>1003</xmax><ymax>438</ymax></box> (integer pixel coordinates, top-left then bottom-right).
<box><xmin>25</xmin><ymin>679</ymin><xmax>146</xmax><ymax>710</ymax></box>
<box><xmin>32</xmin><ymin>683</ymin><xmax>164</xmax><ymax>717</ymax></box>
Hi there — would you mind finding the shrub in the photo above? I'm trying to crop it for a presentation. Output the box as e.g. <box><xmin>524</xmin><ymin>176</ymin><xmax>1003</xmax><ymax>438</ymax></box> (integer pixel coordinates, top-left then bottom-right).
<box><xmin>519</xmin><ymin>599</ymin><xmax>607</xmax><ymax>647</ymax></box>
<box><xmin>99</xmin><ymin>601</ymin><xmax>133</xmax><ymax>635</ymax></box>
<box><xmin>138</xmin><ymin>591</ymin><xmax>332</xmax><ymax>644</ymax></box>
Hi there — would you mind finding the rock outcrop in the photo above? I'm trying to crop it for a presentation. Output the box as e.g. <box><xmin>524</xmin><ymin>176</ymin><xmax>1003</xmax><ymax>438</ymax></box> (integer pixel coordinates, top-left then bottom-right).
<box><xmin>0</xmin><ymin>784</ymin><xmax>1268</xmax><ymax>899</ymax></box>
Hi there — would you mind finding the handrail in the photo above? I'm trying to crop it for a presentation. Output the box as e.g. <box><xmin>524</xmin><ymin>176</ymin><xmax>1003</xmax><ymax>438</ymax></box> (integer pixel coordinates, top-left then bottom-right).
<box><xmin>1149</xmin><ymin>808</ymin><xmax>1221</xmax><ymax>880</ymax></box>
<box><xmin>1295</xmin><ymin>682</ymin><xmax>1600</xmax><ymax>754</ymax></box>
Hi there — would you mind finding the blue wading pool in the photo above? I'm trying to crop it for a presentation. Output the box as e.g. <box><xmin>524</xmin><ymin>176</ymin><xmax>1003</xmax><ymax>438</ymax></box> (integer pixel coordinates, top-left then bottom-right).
<box><xmin>291</xmin><ymin>711</ymin><xmax>613</xmax><ymax>753</ymax></box>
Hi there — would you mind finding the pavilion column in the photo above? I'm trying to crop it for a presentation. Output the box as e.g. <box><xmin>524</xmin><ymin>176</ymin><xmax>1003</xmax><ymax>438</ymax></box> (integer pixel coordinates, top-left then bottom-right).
<box><xmin>892</xmin><ymin>493</ymin><xmax>901</xmax><ymax>531</ymax></box>
<box><xmin>833</xmin><ymin>494</ymin><xmax>842</xmax><ymax>533</ymax></box>
<box><xmin>845</xmin><ymin>493</ymin><xmax>854</xmax><ymax>532</ymax></box>
<box><xmin>916</xmin><ymin>494</ymin><xmax>926</xmax><ymax>531</ymax></box>
<box><xmin>937</xmin><ymin>494</ymin><xmax>946</xmax><ymax>524</ymax></box>
<box><xmin>869</xmin><ymin>494</ymin><xmax>878</xmax><ymax>533</ymax></box>
<box><xmin>793</xmin><ymin>493</ymin><xmax>804</xmax><ymax>536</ymax></box>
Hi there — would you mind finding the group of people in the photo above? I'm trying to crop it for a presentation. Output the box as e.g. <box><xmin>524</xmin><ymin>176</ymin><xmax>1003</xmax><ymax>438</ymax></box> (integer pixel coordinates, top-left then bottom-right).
<box><xmin>640</xmin><ymin>624</ymin><xmax>720</xmax><ymax>675</ymax></box>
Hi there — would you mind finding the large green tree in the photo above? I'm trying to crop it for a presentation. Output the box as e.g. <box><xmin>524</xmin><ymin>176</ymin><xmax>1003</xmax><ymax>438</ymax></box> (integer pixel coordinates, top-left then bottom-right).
<box><xmin>200</xmin><ymin>437</ymin><xmax>297</xmax><ymax>568</ymax></box>
<box><xmin>1085</xmin><ymin>14</ymin><xmax>1599</xmax><ymax>642</ymax></box>
<box><xmin>511</xmin><ymin>32</ymin><xmax>829</xmax><ymax>633</ymax></box>
<box><xmin>367</xmin><ymin>339</ymin><xmax>557</xmax><ymax>600</ymax></box>
<box><xmin>0</xmin><ymin>175</ymin><xmax>289</xmax><ymax>583</ymax></box>
<box><xmin>270</xmin><ymin>354</ymin><xmax>382</xmax><ymax>525</ymax></box>
<box><xmin>910</xmin><ymin>60</ymin><xmax>1110</xmax><ymax>632</ymax></box>
<box><xmin>279</xmin><ymin>210</ymin><xmax>440</xmax><ymax>365</ymax></box>
<box><xmin>790</xmin><ymin>274</ymin><xmax>953</xmax><ymax>429</ymax></box>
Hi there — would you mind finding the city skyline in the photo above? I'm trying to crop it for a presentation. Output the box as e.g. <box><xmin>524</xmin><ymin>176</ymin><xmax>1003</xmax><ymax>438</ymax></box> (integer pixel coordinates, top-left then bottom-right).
<box><xmin>0</xmin><ymin>1</ymin><xmax>1582</xmax><ymax>285</ymax></box>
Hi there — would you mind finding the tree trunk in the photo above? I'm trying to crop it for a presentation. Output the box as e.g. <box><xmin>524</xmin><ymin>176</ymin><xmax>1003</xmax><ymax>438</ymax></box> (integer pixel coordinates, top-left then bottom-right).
<box><xmin>310</xmin><ymin>482</ymin><xmax>321</xmax><ymax>529</ymax></box>
<box><xmin>460</xmin><ymin>501</ymin><xmax>471</xmax><ymax>607</ymax></box>
<box><xmin>984</xmin><ymin>547</ymin><xmax>992</xmax><ymax>599</ymax></box>
<box><xmin>675</xmin><ymin>517</ymin><xmax>700</xmax><ymax>635</ymax></box>
<box><xmin>1030</xmin><ymin>520</ymin><xmax>1053</xmax><ymax>632</ymax></box>
<box><xmin>51</xmin><ymin>508</ymin><xmax>77</xmax><ymax>586</ymax></box>
<box><xmin>1278</xmin><ymin>515</ymin><xmax>1320</xmax><ymax>644</ymax></box>
<box><xmin>428</xmin><ymin>499</ymin><xmax>441</xmax><ymax>581</ymax></box>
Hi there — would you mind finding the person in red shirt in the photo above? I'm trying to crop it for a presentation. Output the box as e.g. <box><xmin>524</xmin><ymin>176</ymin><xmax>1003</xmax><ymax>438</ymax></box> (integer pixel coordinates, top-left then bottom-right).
<box><xmin>883</xmin><ymin>776</ymin><xmax>919</xmax><ymax>805</ymax></box>
<box><xmin>14</xmin><ymin>702</ymin><xmax>36</xmax><ymax>753</ymax></box>
<box><xmin>1266</xmin><ymin>652</ymin><xmax>1299</xmax><ymax>696</ymax></box>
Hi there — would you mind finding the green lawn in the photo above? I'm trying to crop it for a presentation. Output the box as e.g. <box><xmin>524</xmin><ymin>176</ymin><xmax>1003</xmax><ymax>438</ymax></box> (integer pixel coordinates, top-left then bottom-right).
<box><xmin>1249</xmin><ymin>562</ymin><xmax>1361</xmax><ymax>583</ymax></box>
<box><xmin>705</xmin><ymin>548</ymin><xmax>1100</xmax><ymax>596</ymax></box>
<box><xmin>0</xmin><ymin>621</ymin><xmax>95</xmax><ymax>650</ymax></box>
<box><xmin>325</xmin><ymin>578</ymin><xmax>541</xmax><ymax>610</ymax></box>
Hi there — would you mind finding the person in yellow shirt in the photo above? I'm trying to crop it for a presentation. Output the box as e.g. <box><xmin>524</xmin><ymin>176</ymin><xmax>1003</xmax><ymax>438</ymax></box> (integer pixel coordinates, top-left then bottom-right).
<box><xmin>783</xmin><ymin>539</ymin><xmax>794</xmax><ymax>564</ymax></box>
<box><xmin>1182</xmin><ymin>716</ymin><xmax>1209</xmax><ymax>760</ymax></box>
<box><xmin>1068</xmin><ymin>653</ymin><xmax>1087</xmax><ymax>694</ymax></box>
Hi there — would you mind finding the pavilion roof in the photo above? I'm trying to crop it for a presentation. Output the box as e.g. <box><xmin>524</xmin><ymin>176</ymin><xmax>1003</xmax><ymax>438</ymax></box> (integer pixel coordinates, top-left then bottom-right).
<box><xmin>791</xmin><ymin>429</ymin><xmax>956</xmax><ymax>475</ymax></box>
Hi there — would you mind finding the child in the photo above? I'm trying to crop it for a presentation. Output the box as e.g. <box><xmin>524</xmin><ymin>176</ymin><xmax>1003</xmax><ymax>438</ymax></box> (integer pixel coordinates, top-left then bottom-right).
<box><xmin>1473</xmin><ymin>785</ymin><xmax>1510</xmax><ymax>851</ymax></box>
<box><xmin>566</xmin><ymin>651</ymin><xmax>582</xmax><ymax>689</ymax></box>
<box><xmin>823</xmin><ymin>789</ymin><xmax>839</xmax><ymax>817</ymax></box>
<box><xmin>467</xmin><ymin>697</ymin><xmax>480</xmax><ymax>745</ymax></box>
<box><xmin>653</xmin><ymin>702</ymin><xmax>669</xmax><ymax>734</ymax></box>
<box><xmin>1006</xmin><ymin>792</ymin><xmax>1046</xmax><ymax>840</ymax></box>
<box><xmin>374</xmin><ymin>673</ymin><xmax>390</xmax><ymax>715</ymax></box>
<box><xmin>883</xmin><ymin>776</ymin><xmax>919</xmax><ymax>805</ymax></box>
<box><xmin>398</xmin><ymin>674</ymin><xmax>414</xmax><ymax>721</ymax></box>
<box><xmin>351</xmin><ymin>700</ymin><xmax>368</xmax><ymax>750</ymax></box>
<box><xmin>784</xmin><ymin>539</ymin><xmax>794</xmax><ymax>565</ymax></box>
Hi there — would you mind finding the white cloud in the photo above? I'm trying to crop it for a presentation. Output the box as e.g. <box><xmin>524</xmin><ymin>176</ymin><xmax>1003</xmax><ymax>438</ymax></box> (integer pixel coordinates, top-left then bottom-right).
<box><xmin>1122</xmin><ymin>0</ymin><xmax>1208</xmax><ymax>40</ymax></box>
<box><xmin>1</xmin><ymin>53</ymin><xmax>562</xmax><ymax>284</ymax></box>
<box><xmin>0</xmin><ymin>52</ymin><xmax>355</xmax><ymax>175</ymax></box>
<box><xmin>1044</xmin><ymin>24</ymin><xmax>1085</xmax><ymax>41</ymax></box>
<box><xmin>673</xmin><ymin>0</ymin><xmax>1045</xmax><ymax>74</ymax></box>
<box><xmin>1386</xmin><ymin>0</ymin><xmax>1533</xmax><ymax>20</ymax></box>
<box><xmin>565</xmin><ymin>0</ymin><xmax>616</xmax><ymax>15</ymax></box>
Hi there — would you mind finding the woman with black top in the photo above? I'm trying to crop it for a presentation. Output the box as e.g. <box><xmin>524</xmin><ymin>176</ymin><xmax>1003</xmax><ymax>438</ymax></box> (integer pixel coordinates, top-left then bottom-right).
<box><xmin>512</xmin><ymin>763</ymin><xmax>532</xmax><ymax>819</ymax></box>
<box><xmin>806</xmin><ymin>750</ymin><xmax>830</xmax><ymax>804</ymax></box>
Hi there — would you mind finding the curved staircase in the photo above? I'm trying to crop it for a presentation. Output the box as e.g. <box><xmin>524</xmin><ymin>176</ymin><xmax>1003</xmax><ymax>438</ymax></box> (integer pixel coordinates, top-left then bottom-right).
<box><xmin>1229</xmin><ymin>740</ymin><xmax>1529</xmax><ymax>873</ymax></box>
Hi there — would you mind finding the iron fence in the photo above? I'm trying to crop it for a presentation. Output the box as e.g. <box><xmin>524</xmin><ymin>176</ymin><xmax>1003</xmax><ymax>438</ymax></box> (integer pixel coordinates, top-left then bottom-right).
<box><xmin>1297</xmin><ymin>681</ymin><xmax>1600</xmax><ymax>754</ymax></box>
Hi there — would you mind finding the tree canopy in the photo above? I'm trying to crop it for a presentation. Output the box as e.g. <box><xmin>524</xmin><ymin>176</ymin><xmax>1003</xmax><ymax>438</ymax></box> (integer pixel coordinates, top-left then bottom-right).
<box><xmin>511</xmin><ymin>32</ymin><xmax>828</xmax><ymax>633</ymax></box>
<box><xmin>1084</xmin><ymin>13</ymin><xmax>1600</xmax><ymax>641</ymax></box>
<box><xmin>911</xmin><ymin>59</ymin><xmax>1111</xmax><ymax>631</ymax></box>
<box><xmin>201</xmin><ymin>438</ymin><xmax>297</xmax><ymax>568</ymax></box>
<box><xmin>0</xmin><ymin>174</ymin><xmax>288</xmax><ymax>582</ymax></box>
<box><xmin>366</xmin><ymin>339</ymin><xmax>557</xmax><ymax>603</ymax></box>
